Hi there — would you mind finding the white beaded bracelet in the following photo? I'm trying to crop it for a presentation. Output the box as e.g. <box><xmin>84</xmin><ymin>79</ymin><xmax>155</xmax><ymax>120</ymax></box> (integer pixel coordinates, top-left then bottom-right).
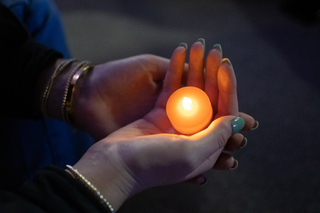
<box><xmin>65</xmin><ymin>165</ymin><xmax>115</xmax><ymax>213</ymax></box>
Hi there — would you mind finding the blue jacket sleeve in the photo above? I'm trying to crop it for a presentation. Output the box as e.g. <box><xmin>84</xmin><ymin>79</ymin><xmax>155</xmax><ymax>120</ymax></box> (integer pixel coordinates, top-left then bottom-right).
<box><xmin>0</xmin><ymin>2</ymin><xmax>62</xmax><ymax>119</ymax></box>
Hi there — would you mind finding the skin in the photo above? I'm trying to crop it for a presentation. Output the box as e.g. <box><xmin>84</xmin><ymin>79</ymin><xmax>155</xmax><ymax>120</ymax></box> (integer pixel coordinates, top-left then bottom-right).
<box><xmin>71</xmin><ymin>54</ymin><xmax>173</xmax><ymax>140</ymax></box>
<box><xmin>35</xmin><ymin>35</ymin><xmax>259</xmax><ymax>210</ymax></box>
<box><xmin>66</xmin><ymin>40</ymin><xmax>258</xmax><ymax>210</ymax></box>
<box><xmin>42</xmin><ymin>42</ymin><xmax>256</xmax><ymax>142</ymax></box>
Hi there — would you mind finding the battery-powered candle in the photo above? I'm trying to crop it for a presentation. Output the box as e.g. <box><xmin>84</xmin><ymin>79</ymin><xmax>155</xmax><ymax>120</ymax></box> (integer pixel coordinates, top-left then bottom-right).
<box><xmin>166</xmin><ymin>86</ymin><xmax>213</xmax><ymax>135</ymax></box>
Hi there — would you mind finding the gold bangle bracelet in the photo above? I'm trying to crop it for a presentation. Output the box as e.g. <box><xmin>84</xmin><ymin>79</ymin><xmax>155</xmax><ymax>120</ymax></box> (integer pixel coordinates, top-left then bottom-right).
<box><xmin>61</xmin><ymin>61</ymin><xmax>93</xmax><ymax>123</ymax></box>
<box><xmin>41</xmin><ymin>58</ymin><xmax>76</xmax><ymax>117</ymax></box>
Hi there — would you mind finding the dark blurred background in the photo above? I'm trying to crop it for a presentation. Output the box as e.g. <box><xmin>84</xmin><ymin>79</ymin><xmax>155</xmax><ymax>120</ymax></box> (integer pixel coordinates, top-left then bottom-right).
<box><xmin>53</xmin><ymin>0</ymin><xmax>320</xmax><ymax>212</ymax></box>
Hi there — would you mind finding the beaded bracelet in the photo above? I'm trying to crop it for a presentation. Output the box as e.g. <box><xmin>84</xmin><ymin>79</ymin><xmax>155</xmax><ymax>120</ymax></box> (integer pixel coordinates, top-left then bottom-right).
<box><xmin>60</xmin><ymin>61</ymin><xmax>93</xmax><ymax>123</ymax></box>
<box><xmin>41</xmin><ymin>58</ymin><xmax>76</xmax><ymax>117</ymax></box>
<box><xmin>65</xmin><ymin>165</ymin><xmax>115</xmax><ymax>213</ymax></box>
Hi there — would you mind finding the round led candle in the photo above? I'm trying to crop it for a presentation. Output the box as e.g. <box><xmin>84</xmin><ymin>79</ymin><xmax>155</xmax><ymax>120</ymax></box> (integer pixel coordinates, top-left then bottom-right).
<box><xmin>166</xmin><ymin>86</ymin><xmax>213</xmax><ymax>135</ymax></box>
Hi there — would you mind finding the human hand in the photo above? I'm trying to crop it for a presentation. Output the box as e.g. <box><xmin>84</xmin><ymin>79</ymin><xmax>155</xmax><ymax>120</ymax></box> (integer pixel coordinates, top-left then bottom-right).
<box><xmin>73</xmin><ymin>40</ymin><xmax>257</xmax><ymax>210</ymax></box>
<box><xmin>180</xmin><ymin>40</ymin><xmax>257</xmax><ymax>172</ymax></box>
<box><xmin>74</xmin><ymin>115</ymin><xmax>245</xmax><ymax>210</ymax></box>
<box><xmin>71</xmin><ymin>54</ymin><xmax>178</xmax><ymax>140</ymax></box>
<box><xmin>142</xmin><ymin>40</ymin><xmax>256</xmax><ymax>171</ymax></box>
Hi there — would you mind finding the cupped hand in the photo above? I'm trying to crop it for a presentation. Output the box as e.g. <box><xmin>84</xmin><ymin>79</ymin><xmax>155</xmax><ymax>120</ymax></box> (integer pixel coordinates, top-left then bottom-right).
<box><xmin>71</xmin><ymin>54</ymin><xmax>178</xmax><ymax>140</ymax></box>
<box><xmin>182</xmin><ymin>40</ymin><xmax>257</xmax><ymax>172</ymax></box>
<box><xmin>141</xmin><ymin>40</ymin><xmax>256</xmax><ymax>172</ymax></box>
<box><xmin>73</xmin><ymin>40</ymin><xmax>257</xmax><ymax>210</ymax></box>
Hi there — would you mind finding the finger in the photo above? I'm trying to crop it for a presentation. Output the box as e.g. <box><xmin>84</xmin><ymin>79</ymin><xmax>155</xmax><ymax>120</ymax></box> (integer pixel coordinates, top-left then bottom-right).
<box><xmin>215</xmin><ymin>58</ymin><xmax>238</xmax><ymax>118</ymax></box>
<box><xmin>212</xmin><ymin>153</ymin><xmax>238</xmax><ymax>170</ymax></box>
<box><xmin>141</xmin><ymin>55</ymin><xmax>170</xmax><ymax>81</ymax></box>
<box><xmin>186</xmin><ymin>174</ymin><xmax>207</xmax><ymax>185</ymax></box>
<box><xmin>239</xmin><ymin>112</ymin><xmax>259</xmax><ymax>131</ymax></box>
<box><xmin>181</xmin><ymin>63</ymin><xmax>189</xmax><ymax>87</ymax></box>
<box><xmin>155</xmin><ymin>44</ymin><xmax>187</xmax><ymax>108</ymax></box>
<box><xmin>224</xmin><ymin>133</ymin><xmax>247</xmax><ymax>151</ymax></box>
<box><xmin>151</xmin><ymin>57</ymin><xmax>188</xmax><ymax>88</ymax></box>
<box><xmin>204</xmin><ymin>44</ymin><xmax>223</xmax><ymax>115</ymax></box>
<box><xmin>179</xmin><ymin>116</ymin><xmax>244</xmax><ymax>180</ymax></box>
<box><xmin>143</xmin><ymin>55</ymin><xmax>188</xmax><ymax>86</ymax></box>
<box><xmin>187</xmin><ymin>38</ymin><xmax>205</xmax><ymax>90</ymax></box>
<box><xmin>190</xmin><ymin>116</ymin><xmax>244</xmax><ymax>172</ymax></box>
<box><xmin>151</xmin><ymin>56</ymin><xmax>188</xmax><ymax>86</ymax></box>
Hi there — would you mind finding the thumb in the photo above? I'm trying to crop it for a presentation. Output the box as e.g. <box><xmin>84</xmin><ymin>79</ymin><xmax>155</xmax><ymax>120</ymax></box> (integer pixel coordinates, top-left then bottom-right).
<box><xmin>192</xmin><ymin>116</ymin><xmax>245</xmax><ymax>154</ymax></box>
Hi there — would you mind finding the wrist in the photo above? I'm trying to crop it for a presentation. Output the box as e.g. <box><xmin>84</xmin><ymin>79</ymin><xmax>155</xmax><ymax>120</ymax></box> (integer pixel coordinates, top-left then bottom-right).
<box><xmin>35</xmin><ymin>58</ymin><xmax>64</xmax><ymax>116</ymax></box>
<box><xmin>65</xmin><ymin>165</ymin><xmax>115</xmax><ymax>213</ymax></box>
<box><xmin>46</xmin><ymin>60</ymin><xmax>80</xmax><ymax>120</ymax></box>
<box><xmin>68</xmin><ymin>64</ymin><xmax>115</xmax><ymax>140</ymax></box>
<box><xmin>41</xmin><ymin>59</ymin><xmax>93</xmax><ymax>122</ymax></box>
<box><xmin>72</xmin><ymin>144</ymin><xmax>138</xmax><ymax>211</ymax></box>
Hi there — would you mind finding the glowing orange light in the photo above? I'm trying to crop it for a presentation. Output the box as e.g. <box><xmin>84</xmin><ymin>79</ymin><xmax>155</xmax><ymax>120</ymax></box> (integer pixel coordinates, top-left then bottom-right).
<box><xmin>182</xmin><ymin>97</ymin><xmax>193</xmax><ymax>111</ymax></box>
<box><xmin>166</xmin><ymin>86</ymin><xmax>213</xmax><ymax>135</ymax></box>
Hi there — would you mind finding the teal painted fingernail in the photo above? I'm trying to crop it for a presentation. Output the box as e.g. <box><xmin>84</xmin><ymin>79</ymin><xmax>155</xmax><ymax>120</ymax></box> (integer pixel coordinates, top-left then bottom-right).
<box><xmin>231</xmin><ymin>117</ymin><xmax>245</xmax><ymax>135</ymax></box>
<box><xmin>179</xmin><ymin>42</ymin><xmax>188</xmax><ymax>49</ymax></box>
<box><xmin>197</xmin><ymin>38</ymin><xmax>205</xmax><ymax>46</ymax></box>
<box><xmin>213</xmin><ymin>44</ymin><xmax>222</xmax><ymax>55</ymax></box>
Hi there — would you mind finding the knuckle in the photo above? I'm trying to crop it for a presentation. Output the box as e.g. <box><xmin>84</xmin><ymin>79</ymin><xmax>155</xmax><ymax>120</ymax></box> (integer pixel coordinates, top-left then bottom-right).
<box><xmin>216</xmin><ymin>122</ymin><xmax>231</xmax><ymax>149</ymax></box>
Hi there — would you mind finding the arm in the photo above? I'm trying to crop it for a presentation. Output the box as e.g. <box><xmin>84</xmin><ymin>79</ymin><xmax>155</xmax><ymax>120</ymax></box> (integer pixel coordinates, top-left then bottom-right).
<box><xmin>0</xmin><ymin>39</ymin><xmax>257</xmax><ymax>211</ymax></box>
<box><xmin>0</xmin><ymin>4</ymin><xmax>257</xmax><ymax>141</ymax></box>
<box><xmin>0</xmin><ymin>166</ymin><xmax>111</xmax><ymax>213</ymax></box>
<box><xmin>0</xmin><ymin>3</ymin><xmax>172</xmax><ymax>142</ymax></box>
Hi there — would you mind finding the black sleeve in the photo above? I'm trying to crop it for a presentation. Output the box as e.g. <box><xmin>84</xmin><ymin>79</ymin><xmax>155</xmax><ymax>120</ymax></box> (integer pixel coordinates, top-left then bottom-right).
<box><xmin>0</xmin><ymin>3</ymin><xmax>62</xmax><ymax>119</ymax></box>
<box><xmin>0</xmin><ymin>166</ymin><xmax>111</xmax><ymax>213</ymax></box>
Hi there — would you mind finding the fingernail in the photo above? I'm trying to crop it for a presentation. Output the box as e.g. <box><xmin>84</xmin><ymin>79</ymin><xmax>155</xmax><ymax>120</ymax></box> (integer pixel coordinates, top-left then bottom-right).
<box><xmin>222</xmin><ymin>58</ymin><xmax>233</xmax><ymax>67</ymax></box>
<box><xmin>229</xmin><ymin>159</ymin><xmax>238</xmax><ymax>171</ymax></box>
<box><xmin>179</xmin><ymin>42</ymin><xmax>188</xmax><ymax>49</ymax></box>
<box><xmin>239</xmin><ymin>137</ymin><xmax>248</xmax><ymax>149</ymax></box>
<box><xmin>250</xmin><ymin>120</ymin><xmax>259</xmax><ymax>131</ymax></box>
<box><xmin>213</xmin><ymin>44</ymin><xmax>222</xmax><ymax>55</ymax></box>
<box><xmin>200</xmin><ymin>177</ymin><xmax>208</xmax><ymax>186</ymax></box>
<box><xmin>197</xmin><ymin>38</ymin><xmax>205</xmax><ymax>46</ymax></box>
<box><xmin>231</xmin><ymin>117</ymin><xmax>245</xmax><ymax>135</ymax></box>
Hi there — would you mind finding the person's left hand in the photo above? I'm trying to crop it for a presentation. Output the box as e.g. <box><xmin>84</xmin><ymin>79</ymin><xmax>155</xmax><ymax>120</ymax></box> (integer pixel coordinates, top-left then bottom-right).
<box><xmin>71</xmin><ymin>54</ymin><xmax>182</xmax><ymax>140</ymax></box>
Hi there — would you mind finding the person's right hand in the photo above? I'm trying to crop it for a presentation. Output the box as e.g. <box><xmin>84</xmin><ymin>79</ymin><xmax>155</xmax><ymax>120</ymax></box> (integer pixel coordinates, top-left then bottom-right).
<box><xmin>74</xmin><ymin>115</ymin><xmax>245</xmax><ymax>211</ymax></box>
